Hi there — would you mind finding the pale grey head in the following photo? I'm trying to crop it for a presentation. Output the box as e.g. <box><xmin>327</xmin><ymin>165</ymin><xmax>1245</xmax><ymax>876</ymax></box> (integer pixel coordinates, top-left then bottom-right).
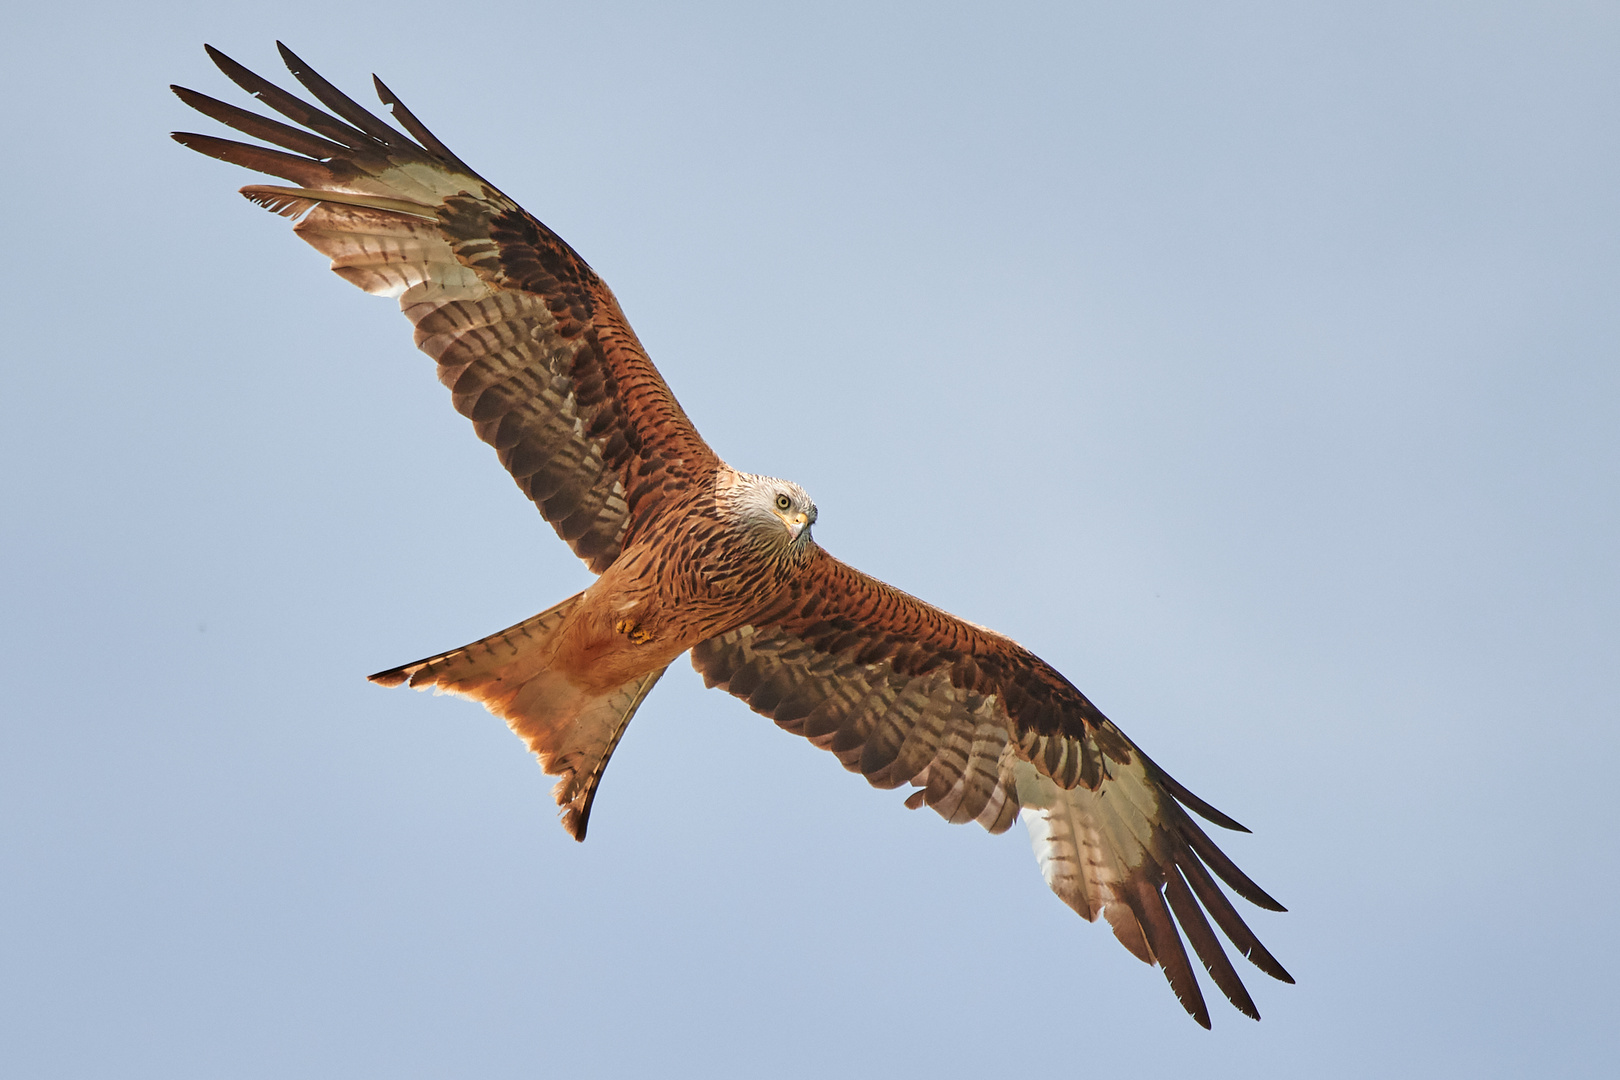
<box><xmin>719</xmin><ymin>470</ymin><xmax>819</xmax><ymax>554</ymax></box>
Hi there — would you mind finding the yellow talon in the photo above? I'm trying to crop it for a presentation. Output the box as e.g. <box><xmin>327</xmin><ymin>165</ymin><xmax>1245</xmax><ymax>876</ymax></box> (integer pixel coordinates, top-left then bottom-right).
<box><xmin>615</xmin><ymin>618</ymin><xmax>653</xmax><ymax>644</ymax></box>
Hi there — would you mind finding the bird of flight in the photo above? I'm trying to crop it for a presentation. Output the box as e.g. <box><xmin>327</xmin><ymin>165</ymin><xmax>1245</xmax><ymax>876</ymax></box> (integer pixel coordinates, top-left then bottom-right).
<box><xmin>172</xmin><ymin>43</ymin><xmax>1292</xmax><ymax>1027</ymax></box>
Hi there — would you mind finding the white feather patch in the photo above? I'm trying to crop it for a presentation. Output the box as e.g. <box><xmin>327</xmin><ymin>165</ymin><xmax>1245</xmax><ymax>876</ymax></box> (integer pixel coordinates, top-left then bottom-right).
<box><xmin>1015</xmin><ymin>754</ymin><xmax>1162</xmax><ymax>930</ymax></box>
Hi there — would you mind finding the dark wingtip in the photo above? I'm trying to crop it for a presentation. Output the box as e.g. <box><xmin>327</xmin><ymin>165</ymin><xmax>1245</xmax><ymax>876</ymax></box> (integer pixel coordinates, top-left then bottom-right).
<box><xmin>367</xmin><ymin>666</ymin><xmax>409</xmax><ymax>686</ymax></box>
<box><xmin>1168</xmin><ymin>777</ymin><xmax>1251</xmax><ymax>833</ymax></box>
<box><xmin>1250</xmin><ymin>891</ymin><xmax>1289</xmax><ymax>914</ymax></box>
<box><xmin>274</xmin><ymin>42</ymin><xmax>315</xmax><ymax>88</ymax></box>
<box><xmin>563</xmin><ymin>807</ymin><xmax>590</xmax><ymax>842</ymax></box>
<box><xmin>367</xmin><ymin>71</ymin><xmax>483</xmax><ymax>178</ymax></box>
<box><xmin>1178</xmin><ymin>988</ymin><xmax>1212</xmax><ymax>1029</ymax></box>
<box><xmin>1133</xmin><ymin>748</ymin><xmax>1253</xmax><ymax>832</ymax></box>
<box><xmin>203</xmin><ymin>42</ymin><xmax>237</xmax><ymax>75</ymax></box>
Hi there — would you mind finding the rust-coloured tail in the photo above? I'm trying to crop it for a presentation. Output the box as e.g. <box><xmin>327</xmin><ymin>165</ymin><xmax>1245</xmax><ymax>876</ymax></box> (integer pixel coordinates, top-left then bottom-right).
<box><xmin>371</xmin><ymin>594</ymin><xmax>668</xmax><ymax>840</ymax></box>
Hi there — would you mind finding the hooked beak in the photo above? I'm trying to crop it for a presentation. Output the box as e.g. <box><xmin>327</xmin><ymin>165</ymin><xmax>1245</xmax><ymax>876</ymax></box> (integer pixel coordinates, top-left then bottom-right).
<box><xmin>786</xmin><ymin>511</ymin><xmax>810</xmax><ymax>541</ymax></box>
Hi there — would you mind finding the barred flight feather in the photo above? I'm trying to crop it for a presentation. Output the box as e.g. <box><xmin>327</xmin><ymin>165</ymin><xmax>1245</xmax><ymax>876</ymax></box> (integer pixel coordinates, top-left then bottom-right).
<box><xmin>690</xmin><ymin>547</ymin><xmax>1292</xmax><ymax>1025</ymax></box>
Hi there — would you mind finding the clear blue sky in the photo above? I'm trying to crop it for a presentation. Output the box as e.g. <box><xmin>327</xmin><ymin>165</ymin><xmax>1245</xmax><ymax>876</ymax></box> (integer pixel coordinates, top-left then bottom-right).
<box><xmin>3</xmin><ymin>2</ymin><xmax>1617</xmax><ymax>1076</ymax></box>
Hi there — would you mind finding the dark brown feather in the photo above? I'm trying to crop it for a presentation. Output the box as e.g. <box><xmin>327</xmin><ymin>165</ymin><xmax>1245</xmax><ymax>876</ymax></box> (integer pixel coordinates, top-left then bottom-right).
<box><xmin>1123</xmin><ymin>873</ymin><xmax>1211</xmax><ymax>1029</ymax></box>
<box><xmin>276</xmin><ymin>42</ymin><xmax>414</xmax><ymax>150</ymax></box>
<box><xmin>203</xmin><ymin>44</ymin><xmax>376</xmax><ymax>150</ymax></box>
<box><xmin>1141</xmin><ymin>747</ymin><xmax>1253</xmax><ymax>832</ymax></box>
<box><xmin>371</xmin><ymin>75</ymin><xmax>485</xmax><ymax>180</ymax></box>
<box><xmin>1176</xmin><ymin>809</ymin><xmax>1288</xmax><ymax>911</ymax></box>
<box><xmin>170</xmin><ymin>131</ymin><xmax>337</xmax><ymax>187</ymax></box>
<box><xmin>1163</xmin><ymin>862</ymin><xmax>1260</xmax><ymax>1020</ymax></box>
<box><xmin>1174</xmin><ymin>847</ymin><xmax>1296</xmax><ymax>983</ymax></box>
<box><xmin>171</xmin><ymin>86</ymin><xmax>352</xmax><ymax>162</ymax></box>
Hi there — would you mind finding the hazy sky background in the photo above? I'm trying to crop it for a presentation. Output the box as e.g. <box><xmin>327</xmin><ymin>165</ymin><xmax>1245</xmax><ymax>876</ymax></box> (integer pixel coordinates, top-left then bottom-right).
<box><xmin>3</xmin><ymin>2</ymin><xmax>1617</xmax><ymax>1076</ymax></box>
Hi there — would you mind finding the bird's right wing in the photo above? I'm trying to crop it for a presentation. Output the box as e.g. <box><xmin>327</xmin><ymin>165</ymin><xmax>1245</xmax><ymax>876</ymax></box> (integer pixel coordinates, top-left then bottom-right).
<box><xmin>172</xmin><ymin>44</ymin><xmax>720</xmax><ymax>573</ymax></box>
<box><xmin>691</xmin><ymin>548</ymin><xmax>1292</xmax><ymax>1027</ymax></box>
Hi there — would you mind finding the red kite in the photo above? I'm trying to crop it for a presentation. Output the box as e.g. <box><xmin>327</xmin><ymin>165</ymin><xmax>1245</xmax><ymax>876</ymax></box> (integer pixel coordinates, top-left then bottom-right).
<box><xmin>173</xmin><ymin>43</ymin><xmax>1292</xmax><ymax>1026</ymax></box>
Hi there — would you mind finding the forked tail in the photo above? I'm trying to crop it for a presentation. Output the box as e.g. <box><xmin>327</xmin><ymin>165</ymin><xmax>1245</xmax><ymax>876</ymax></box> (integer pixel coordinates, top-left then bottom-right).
<box><xmin>370</xmin><ymin>593</ymin><xmax>667</xmax><ymax>840</ymax></box>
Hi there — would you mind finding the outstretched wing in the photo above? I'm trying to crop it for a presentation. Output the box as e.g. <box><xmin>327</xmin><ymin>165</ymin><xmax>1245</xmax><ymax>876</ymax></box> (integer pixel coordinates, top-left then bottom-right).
<box><xmin>172</xmin><ymin>43</ymin><xmax>720</xmax><ymax>572</ymax></box>
<box><xmin>690</xmin><ymin>550</ymin><xmax>1293</xmax><ymax>1027</ymax></box>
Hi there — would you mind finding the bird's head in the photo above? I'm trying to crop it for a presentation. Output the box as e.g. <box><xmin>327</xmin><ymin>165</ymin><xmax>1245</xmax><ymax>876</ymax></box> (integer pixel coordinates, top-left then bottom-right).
<box><xmin>725</xmin><ymin>472</ymin><xmax>818</xmax><ymax>551</ymax></box>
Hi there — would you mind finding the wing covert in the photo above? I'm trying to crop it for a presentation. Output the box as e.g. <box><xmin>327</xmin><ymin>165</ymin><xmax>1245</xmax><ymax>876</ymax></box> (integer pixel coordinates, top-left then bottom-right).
<box><xmin>172</xmin><ymin>43</ymin><xmax>720</xmax><ymax>572</ymax></box>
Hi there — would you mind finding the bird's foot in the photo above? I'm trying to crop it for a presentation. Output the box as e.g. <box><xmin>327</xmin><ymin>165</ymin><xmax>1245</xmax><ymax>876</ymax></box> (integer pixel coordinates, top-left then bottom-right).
<box><xmin>614</xmin><ymin>617</ymin><xmax>653</xmax><ymax>645</ymax></box>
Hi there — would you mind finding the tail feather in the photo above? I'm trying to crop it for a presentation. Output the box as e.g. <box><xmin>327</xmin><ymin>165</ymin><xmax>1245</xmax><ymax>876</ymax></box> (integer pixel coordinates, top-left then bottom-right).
<box><xmin>554</xmin><ymin>667</ymin><xmax>665</xmax><ymax>839</ymax></box>
<box><xmin>371</xmin><ymin>593</ymin><xmax>667</xmax><ymax>840</ymax></box>
<box><xmin>368</xmin><ymin>593</ymin><xmax>582</xmax><ymax>694</ymax></box>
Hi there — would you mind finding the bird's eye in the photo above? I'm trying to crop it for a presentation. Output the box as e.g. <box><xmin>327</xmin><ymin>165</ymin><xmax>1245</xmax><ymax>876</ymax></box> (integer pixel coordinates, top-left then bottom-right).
<box><xmin>775</xmin><ymin>494</ymin><xmax>792</xmax><ymax>511</ymax></box>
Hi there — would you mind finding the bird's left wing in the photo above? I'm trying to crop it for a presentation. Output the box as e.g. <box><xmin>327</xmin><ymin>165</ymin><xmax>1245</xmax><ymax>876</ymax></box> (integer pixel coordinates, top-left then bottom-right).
<box><xmin>172</xmin><ymin>44</ymin><xmax>720</xmax><ymax>573</ymax></box>
<box><xmin>690</xmin><ymin>549</ymin><xmax>1292</xmax><ymax>1026</ymax></box>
